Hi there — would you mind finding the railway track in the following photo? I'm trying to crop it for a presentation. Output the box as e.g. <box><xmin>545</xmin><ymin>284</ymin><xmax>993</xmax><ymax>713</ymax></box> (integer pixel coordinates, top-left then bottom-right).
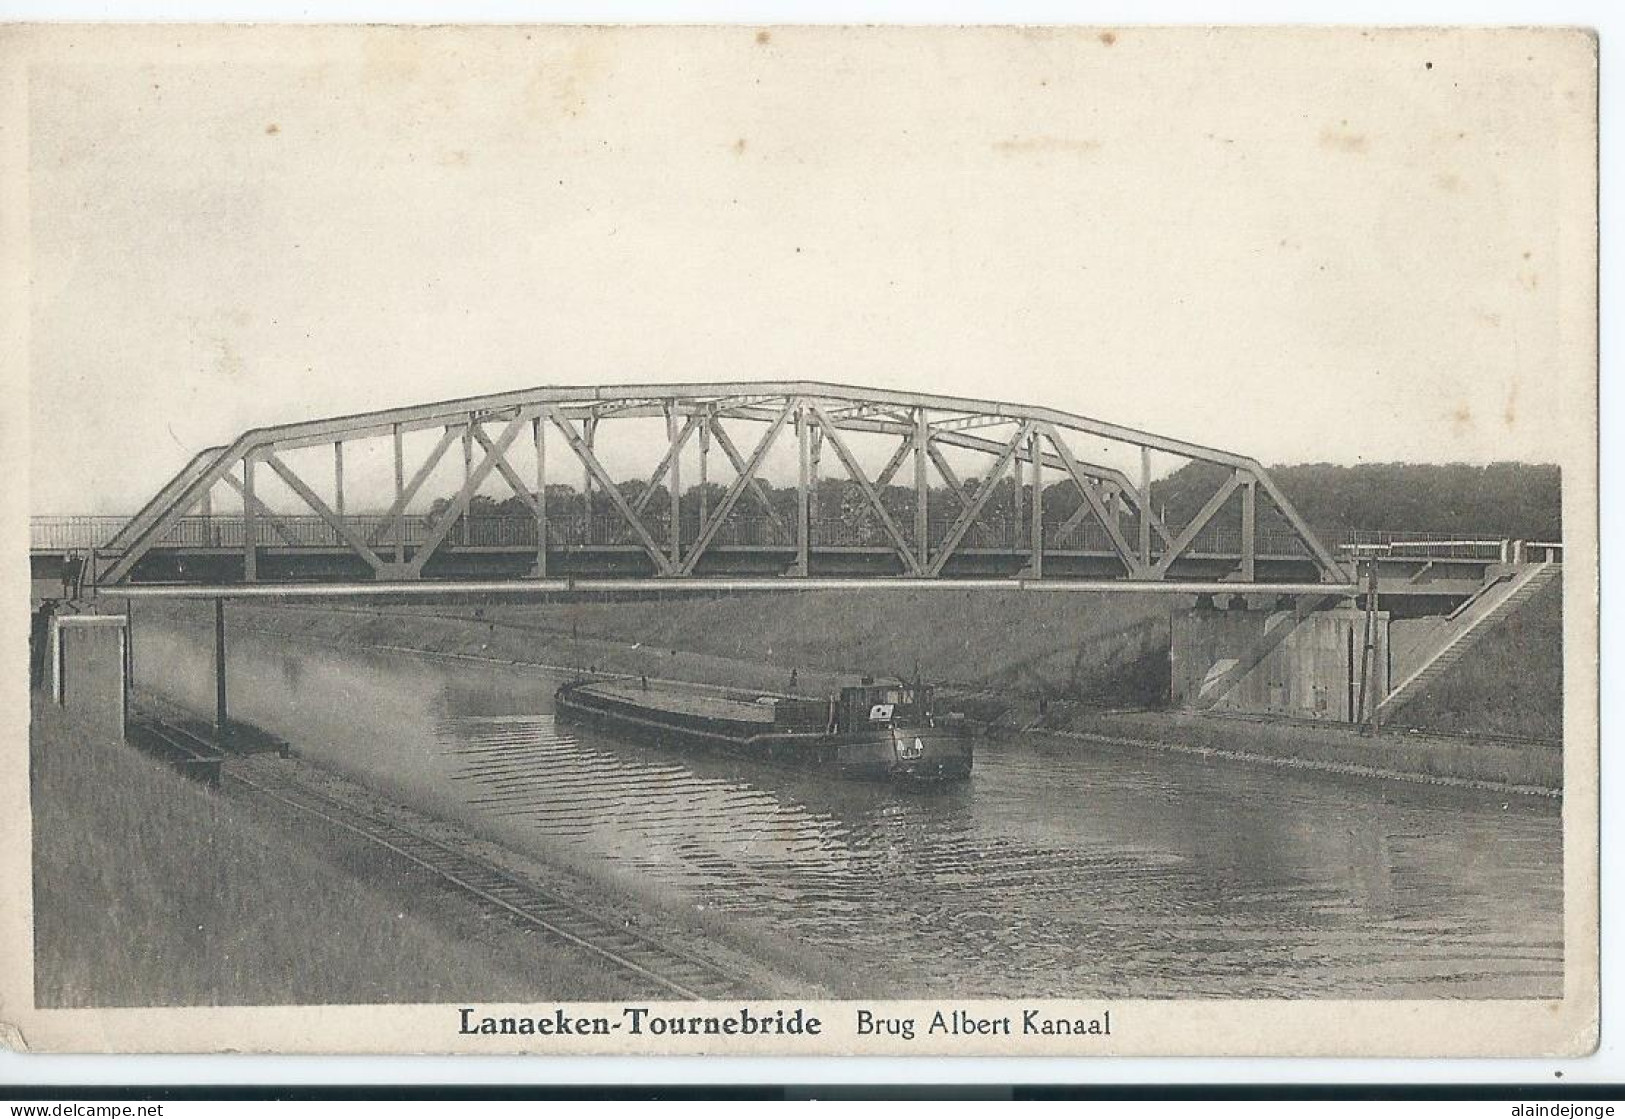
<box><xmin>141</xmin><ymin>712</ymin><xmax>752</xmax><ymax>1001</ymax></box>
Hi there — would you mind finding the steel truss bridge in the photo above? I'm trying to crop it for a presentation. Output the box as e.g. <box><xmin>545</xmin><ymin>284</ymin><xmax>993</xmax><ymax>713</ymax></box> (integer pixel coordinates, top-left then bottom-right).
<box><xmin>65</xmin><ymin>382</ymin><xmax>1365</xmax><ymax>598</ymax></box>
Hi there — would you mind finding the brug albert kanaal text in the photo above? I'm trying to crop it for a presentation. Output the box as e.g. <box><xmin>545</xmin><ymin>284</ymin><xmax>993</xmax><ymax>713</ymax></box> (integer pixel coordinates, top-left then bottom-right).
<box><xmin>856</xmin><ymin>1007</ymin><xmax>1111</xmax><ymax>1039</ymax></box>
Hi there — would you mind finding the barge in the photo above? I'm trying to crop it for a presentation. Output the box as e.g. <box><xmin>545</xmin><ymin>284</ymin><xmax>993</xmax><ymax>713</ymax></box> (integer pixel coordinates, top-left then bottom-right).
<box><xmin>555</xmin><ymin>675</ymin><xmax>973</xmax><ymax>781</ymax></box>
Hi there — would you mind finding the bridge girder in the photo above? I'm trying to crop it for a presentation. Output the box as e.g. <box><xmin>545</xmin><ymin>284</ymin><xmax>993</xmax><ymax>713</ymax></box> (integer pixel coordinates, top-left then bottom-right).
<box><xmin>96</xmin><ymin>382</ymin><xmax>1350</xmax><ymax>589</ymax></box>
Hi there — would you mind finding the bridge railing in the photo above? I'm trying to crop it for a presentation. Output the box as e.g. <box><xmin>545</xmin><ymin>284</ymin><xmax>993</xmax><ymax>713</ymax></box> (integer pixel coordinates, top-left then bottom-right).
<box><xmin>29</xmin><ymin>516</ymin><xmax>129</xmax><ymax>551</ymax></box>
<box><xmin>1334</xmin><ymin>531</ymin><xmax>1519</xmax><ymax>562</ymax></box>
<box><xmin>31</xmin><ymin>513</ymin><xmax>1559</xmax><ymax>566</ymax></box>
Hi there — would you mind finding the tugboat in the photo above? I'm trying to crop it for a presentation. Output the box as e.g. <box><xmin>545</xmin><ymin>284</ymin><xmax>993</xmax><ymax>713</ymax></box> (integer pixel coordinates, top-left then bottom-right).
<box><xmin>554</xmin><ymin>674</ymin><xmax>973</xmax><ymax>781</ymax></box>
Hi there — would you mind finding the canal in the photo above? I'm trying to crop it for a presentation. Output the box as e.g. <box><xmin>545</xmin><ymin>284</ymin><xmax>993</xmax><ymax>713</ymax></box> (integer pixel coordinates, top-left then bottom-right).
<box><xmin>133</xmin><ymin>612</ymin><xmax>1563</xmax><ymax>1000</ymax></box>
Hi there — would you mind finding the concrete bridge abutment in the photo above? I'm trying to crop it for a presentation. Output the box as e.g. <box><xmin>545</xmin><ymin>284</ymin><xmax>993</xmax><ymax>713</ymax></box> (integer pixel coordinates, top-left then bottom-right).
<box><xmin>1170</xmin><ymin>598</ymin><xmax>1389</xmax><ymax>724</ymax></box>
<box><xmin>45</xmin><ymin>613</ymin><xmax>131</xmax><ymax>742</ymax></box>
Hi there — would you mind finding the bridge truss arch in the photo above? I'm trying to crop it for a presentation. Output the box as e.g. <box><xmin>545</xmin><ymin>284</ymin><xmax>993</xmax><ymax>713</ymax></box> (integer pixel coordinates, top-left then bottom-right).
<box><xmin>95</xmin><ymin>382</ymin><xmax>1350</xmax><ymax>592</ymax></box>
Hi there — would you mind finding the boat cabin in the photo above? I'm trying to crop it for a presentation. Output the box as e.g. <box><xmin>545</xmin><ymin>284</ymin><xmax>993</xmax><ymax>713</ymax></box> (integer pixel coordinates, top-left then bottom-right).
<box><xmin>768</xmin><ymin>675</ymin><xmax>958</xmax><ymax>736</ymax></box>
<box><xmin>837</xmin><ymin>678</ymin><xmax>933</xmax><ymax>731</ymax></box>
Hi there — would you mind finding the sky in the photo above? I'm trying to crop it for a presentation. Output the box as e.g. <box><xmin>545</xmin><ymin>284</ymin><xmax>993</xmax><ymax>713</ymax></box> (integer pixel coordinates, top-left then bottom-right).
<box><xmin>18</xmin><ymin>24</ymin><xmax>1597</xmax><ymax>514</ymax></box>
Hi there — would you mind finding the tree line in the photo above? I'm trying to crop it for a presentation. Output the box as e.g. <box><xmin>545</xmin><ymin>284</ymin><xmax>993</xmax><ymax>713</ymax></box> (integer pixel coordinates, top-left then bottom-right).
<box><xmin>1153</xmin><ymin>461</ymin><xmax>1562</xmax><ymax>541</ymax></box>
<box><xmin>428</xmin><ymin>460</ymin><xmax>1562</xmax><ymax>541</ymax></box>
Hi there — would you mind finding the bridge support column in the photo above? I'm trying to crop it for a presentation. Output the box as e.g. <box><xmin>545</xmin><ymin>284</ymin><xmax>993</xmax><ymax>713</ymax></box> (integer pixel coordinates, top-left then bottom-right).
<box><xmin>201</xmin><ymin>487</ymin><xmax>216</xmax><ymax>548</ymax></box>
<box><xmin>1009</xmin><ymin>437</ymin><xmax>1023</xmax><ymax>549</ymax></box>
<box><xmin>241</xmin><ymin>456</ymin><xmax>257</xmax><ymax>583</ymax></box>
<box><xmin>1029</xmin><ymin>429</ymin><xmax>1043</xmax><ymax>580</ymax></box>
<box><xmin>460</xmin><ymin>420</ymin><xmax>474</xmax><ymax>547</ymax></box>
<box><xmin>124</xmin><ymin>599</ymin><xmax>134</xmax><ymax>694</ymax></box>
<box><xmin>392</xmin><ymin>424</ymin><xmax>406</xmax><ymax>565</ymax></box>
<box><xmin>795</xmin><ymin>403</ymin><xmax>810</xmax><ymax>576</ymax></box>
<box><xmin>1356</xmin><ymin>557</ymin><xmax>1381</xmax><ymax>734</ymax></box>
<box><xmin>333</xmin><ymin>441</ymin><xmax>345</xmax><ymax>523</ymax></box>
<box><xmin>1139</xmin><ymin>446</ymin><xmax>1152</xmax><ymax>569</ymax></box>
<box><xmin>809</xmin><ymin>427</ymin><xmax>821</xmax><ymax>528</ymax></box>
<box><xmin>533</xmin><ymin>416</ymin><xmax>548</xmax><ymax>578</ymax></box>
<box><xmin>697</xmin><ymin>419</ymin><xmax>710</xmax><ymax>533</ymax></box>
<box><xmin>582</xmin><ymin>416</ymin><xmax>597</xmax><ymax>545</ymax></box>
<box><xmin>213</xmin><ymin>597</ymin><xmax>228</xmax><ymax>730</ymax></box>
<box><xmin>51</xmin><ymin>613</ymin><xmax>130</xmax><ymax>742</ymax></box>
<box><xmin>667</xmin><ymin>403</ymin><xmax>682</xmax><ymax>568</ymax></box>
<box><xmin>914</xmin><ymin>408</ymin><xmax>929</xmax><ymax>570</ymax></box>
<box><xmin>1240</xmin><ymin>477</ymin><xmax>1256</xmax><ymax>582</ymax></box>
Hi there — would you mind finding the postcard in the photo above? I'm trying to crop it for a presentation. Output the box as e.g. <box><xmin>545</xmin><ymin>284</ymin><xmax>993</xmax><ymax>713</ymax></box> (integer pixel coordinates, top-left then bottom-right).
<box><xmin>0</xmin><ymin>23</ymin><xmax>1598</xmax><ymax>1057</ymax></box>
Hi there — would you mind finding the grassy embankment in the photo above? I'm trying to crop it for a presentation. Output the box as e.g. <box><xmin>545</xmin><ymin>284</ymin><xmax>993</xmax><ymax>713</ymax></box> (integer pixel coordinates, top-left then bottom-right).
<box><xmin>30</xmin><ymin>697</ymin><xmax>628</xmax><ymax>1007</ymax></box>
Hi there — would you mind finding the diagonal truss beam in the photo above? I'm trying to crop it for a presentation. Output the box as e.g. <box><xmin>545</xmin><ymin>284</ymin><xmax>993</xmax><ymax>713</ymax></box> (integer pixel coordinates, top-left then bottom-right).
<box><xmin>102</xmin><ymin>450</ymin><xmax>261</xmax><ymax>584</ymax></box>
<box><xmin>470</xmin><ymin>423</ymin><xmax>538</xmax><ymax>513</ymax></box>
<box><xmin>820</xmin><ymin>412</ymin><xmax>1146</xmax><ymax>498</ymax></box>
<box><xmin>550</xmin><ymin>413</ymin><xmax>675</xmax><ymax>575</ymax></box>
<box><xmin>927</xmin><ymin>421</ymin><xmax>1032</xmax><ymax>577</ymax></box>
<box><xmin>1039</xmin><ymin>424</ymin><xmax>1145</xmax><ymax>577</ymax></box>
<box><xmin>105</xmin><ymin>447</ymin><xmax>223</xmax><ymax>556</ymax></box>
<box><xmin>681</xmin><ymin>402</ymin><xmax>795</xmax><ymax>575</ymax></box>
<box><xmin>708</xmin><ymin>416</ymin><xmax>791</xmax><ymax>542</ymax></box>
<box><xmin>926</xmin><ymin>443</ymin><xmax>972</xmax><ymax>510</ymax></box>
<box><xmin>1253</xmin><ymin>472</ymin><xmax>1348</xmax><ymax>581</ymax></box>
<box><xmin>717</xmin><ymin>405</ymin><xmax>1140</xmax><ymax>501</ymax></box>
<box><xmin>1053</xmin><ymin>494</ymin><xmax>1102</xmax><ymax>547</ymax></box>
<box><xmin>630</xmin><ymin>412</ymin><xmax>702</xmax><ymax>518</ymax></box>
<box><xmin>406</xmin><ymin>417</ymin><xmax>531</xmax><ymax>577</ymax></box>
<box><xmin>1114</xmin><ymin>485</ymin><xmax>1175</xmax><ymax>551</ymax></box>
<box><xmin>873</xmin><ymin>433</ymin><xmax>915</xmax><ymax>491</ymax></box>
<box><xmin>263</xmin><ymin>453</ymin><xmax>386</xmax><ymax>571</ymax></box>
<box><xmin>939</xmin><ymin>430</ymin><xmax>1171</xmax><ymax>551</ymax></box>
<box><xmin>806</xmin><ymin>400</ymin><xmax>923</xmax><ymax>576</ymax></box>
<box><xmin>215</xmin><ymin>469</ymin><xmax>302</xmax><ymax>547</ymax></box>
<box><xmin>1152</xmin><ymin>470</ymin><xmax>1245</xmax><ymax>578</ymax></box>
<box><xmin>367</xmin><ymin>426</ymin><xmax>463</xmax><ymax>547</ymax></box>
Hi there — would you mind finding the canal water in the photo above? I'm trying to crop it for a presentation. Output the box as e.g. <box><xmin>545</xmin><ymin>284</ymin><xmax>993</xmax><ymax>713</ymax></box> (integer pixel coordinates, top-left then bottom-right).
<box><xmin>134</xmin><ymin>614</ymin><xmax>1563</xmax><ymax>1000</ymax></box>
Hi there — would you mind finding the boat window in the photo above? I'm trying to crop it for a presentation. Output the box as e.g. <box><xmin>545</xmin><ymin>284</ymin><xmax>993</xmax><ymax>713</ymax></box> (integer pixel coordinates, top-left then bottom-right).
<box><xmin>885</xmin><ymin>689</ymin><xmax>901</xmax><ymax>704</ymax></box>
